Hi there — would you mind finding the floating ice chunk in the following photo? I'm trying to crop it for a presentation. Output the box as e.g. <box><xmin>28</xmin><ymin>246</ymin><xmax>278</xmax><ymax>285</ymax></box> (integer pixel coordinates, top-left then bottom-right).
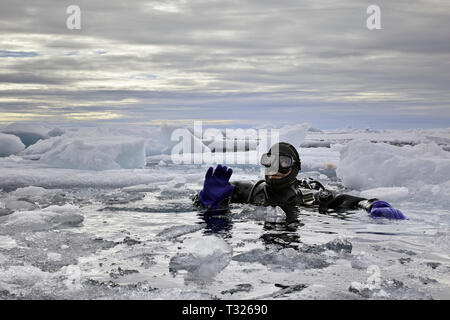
<box><xmin>337</xmin><ymin>140</ymin><xmax>450</xmax><ymax>190</ymax></box>
<box><xmin>360</xmin><ymin>187</ymin><xmax>409</xmax><ymax>201</ymax></box>
<box><xmin>349</xmin><ymin>273</ymin><xmax>414</xmax><ymax>299</ymax></box>
<box><xmin>0</xmin><ymin>204</ymin><xmax>84</xmax><ymax>234</ymax></box>
<box><xmin>27</xmin><ymin>135</ymin><xmax>146</xmax><ymax>170</ymax></box>
<box><xmin>235</xmin><ymin>204</ymin><xmax>274</xmax><ymax>221</ymax></box>
<box><xmin>0</xmin><ymin>133</ymin><xmax>25</xmax><ymax>157</ymax></box>
<box><xmin>183</xmin><ymin>236</ymin><xmax>232</xmax><ymax>258</ymax></box>
<box><xmin>21</xmin><ymin>135</ymin><xmax>61</xmax><ymax>156</ymax></box>
<box><xmin>169</xmin><ymin>236</ymin><xmax>232</xmax><ymax>280</ymax></box>
<box><xmin>0</xmin><ymin>265</ymin><xmax>57</xmax><ymax>296</ymax></box>
<box><xmin>9</xmin><ymin>186</ymin><xmax>61</xmax><ymax>203</ymax></box>
<box><xmin>151</xmin><ymin>123</ymin><xmax>210</xmax><ymax>156</ymax></box>
<box><xmin>0</xmin><ymin>165</ymin><xmax>188</xmax><ymax>189</ymax></box>
<box><xmin>0</xmin><ymin>235</ymin><xmax>17</xmax><ymax>249</ymax></box>
<box><xmin>3</xmin><ymin>199</ymin><xmax>38</xmax><ymax>212</ymax></box>
<box><xmin>2</xmin><ymin>123</ymin><xmax>49</xmax><ymax>147</ymax></box>
<box><xmin>279</xmin><ymin>123</ymin><xmax>309</xmax><ymax>148</ymax></box>
<box><xmin>60</xmin><ymin>265</ymin><xmax>83</xmax><ymax>290</ymax></box>
<box><xmin>6</xmin><ymin>186</ymin><xmax>65</xmax><ymax>208</ymax></box>
<box><xmin>232</xmin><ymin>248</ymin><xmax>330</xmax><ymax>271</ymax></box>
<box><xmin>264</xmin><ymin>206</ymin><xmax>287</xmax><ymax>223</ymax></box>
<box><xmin>349</xmin><ymin>281</ymin><xmax>385</xmax><ymax>298</ymax></box>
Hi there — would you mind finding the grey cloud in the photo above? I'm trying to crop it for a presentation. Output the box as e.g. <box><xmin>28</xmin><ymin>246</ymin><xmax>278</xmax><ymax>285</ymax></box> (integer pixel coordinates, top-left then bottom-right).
<box><xmin>0</xmin><ymin>0</ymin><xmax>449</xmax><ymax>128</ymax></box>
<box><xmin>0</xmin><ymin>50</ymin><xmax>38</xmax><ymax>58</ymax></box>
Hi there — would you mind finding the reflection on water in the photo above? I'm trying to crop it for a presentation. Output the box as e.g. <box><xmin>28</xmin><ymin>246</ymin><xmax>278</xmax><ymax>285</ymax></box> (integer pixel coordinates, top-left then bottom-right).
<box><xmin>198</xmin><ymin>206</ymin><xmax>305</xmax><ymax>250</ymax></box>
<box><xmin>198</xmin><ymin>210</ymin><xmax>233</xmax><ymax>237</ymax></box>
<box><xmin>261</xmin><ymin>216</ymin><xmax>304</xmax><ymax>250</ymax></box>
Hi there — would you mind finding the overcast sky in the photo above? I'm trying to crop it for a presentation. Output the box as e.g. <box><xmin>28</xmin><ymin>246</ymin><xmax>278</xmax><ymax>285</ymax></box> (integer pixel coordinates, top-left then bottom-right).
<box><xmin>0</xmin><ymin>0</ymin><xmax>449</xmax><ymax>129</ymax></box>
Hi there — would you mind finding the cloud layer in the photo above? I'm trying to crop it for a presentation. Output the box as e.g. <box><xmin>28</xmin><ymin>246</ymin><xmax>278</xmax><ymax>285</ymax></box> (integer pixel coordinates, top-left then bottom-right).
<box><xmin>0</xmin><ymin>0</ymin><xmax>449</xmax><ymax>128</ymax></box>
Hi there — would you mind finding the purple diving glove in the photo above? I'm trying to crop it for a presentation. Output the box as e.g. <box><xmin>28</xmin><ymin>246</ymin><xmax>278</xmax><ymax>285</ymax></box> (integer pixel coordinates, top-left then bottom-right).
<box><xmin>370</xmin><ymin>201</ymin><xmax>406</xmax><ymax>220</ymax></box>
<box><xmin>198</xmin><ymin>164</ymin><xmax>235</xmax><ymax>209</ymax></box>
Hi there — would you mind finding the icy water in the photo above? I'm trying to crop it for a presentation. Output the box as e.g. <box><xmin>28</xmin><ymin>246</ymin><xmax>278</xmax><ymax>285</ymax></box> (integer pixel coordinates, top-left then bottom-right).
<box><xmin>1</xmin><ymin>163</ymin><xmax>449</xmax><ymax>300</ymax></box>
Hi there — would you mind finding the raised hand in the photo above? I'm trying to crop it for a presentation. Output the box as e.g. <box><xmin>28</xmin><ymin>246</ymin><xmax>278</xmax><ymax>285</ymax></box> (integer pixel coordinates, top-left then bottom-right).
<box><xmin>198</xmin><ymin>164</ymin><xmax>235</xmax><ymax>209</ymax></box>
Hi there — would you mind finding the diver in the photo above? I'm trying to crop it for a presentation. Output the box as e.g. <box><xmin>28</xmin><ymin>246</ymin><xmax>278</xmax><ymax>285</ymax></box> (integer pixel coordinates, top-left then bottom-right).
<box><xmin>193</xmin><ymin>142</ymin><xmax>406</xmax><ymax>224</ymax></box>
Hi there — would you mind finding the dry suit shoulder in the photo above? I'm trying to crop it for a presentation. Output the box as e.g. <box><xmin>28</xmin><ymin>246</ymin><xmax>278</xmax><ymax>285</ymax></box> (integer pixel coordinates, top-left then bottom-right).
<box><xmin>230</xmin><ymin>180</ymin><xmax>265</xmax><ymax>204</ymax></box>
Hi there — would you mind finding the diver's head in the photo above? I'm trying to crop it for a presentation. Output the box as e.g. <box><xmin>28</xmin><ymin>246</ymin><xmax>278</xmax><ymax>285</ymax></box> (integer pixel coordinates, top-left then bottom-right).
<box><xmin>260</xmin><ymin>142</ymin><xmax>301</xmax><ymax>188</ymax></box>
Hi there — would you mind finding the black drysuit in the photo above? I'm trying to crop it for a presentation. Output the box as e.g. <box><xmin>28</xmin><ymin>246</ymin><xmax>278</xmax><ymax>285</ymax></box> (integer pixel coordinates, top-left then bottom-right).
<box><xmin>194</xmin><ymin>177</ymin><xmax>377</xmax><ymax>224</ymax></box>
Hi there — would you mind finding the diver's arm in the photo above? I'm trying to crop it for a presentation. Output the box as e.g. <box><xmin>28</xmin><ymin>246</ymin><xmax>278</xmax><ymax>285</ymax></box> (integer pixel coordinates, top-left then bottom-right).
<box><xmin>193</xmin><ymin>164</ymin><xmax>263</xmax><ymax>210</ymax></box>
<box><xmin>314</xmin><ymin>189</ymin><xmax>406</xmax><ymax>219</ymax></box>
<box><xmin>192</xmin><ymin>179</ymin><xmax>257</xmax><ymax>208</ymax></box>
<box><xmin>230</xmin><ymin>180</ymin><xmax>261</xmax><ymax>204</ymax></box>
<box><xmin>298</xmin><ymin>177</ymin><xmax>374</xmax><ymax>212</ymax></box>
<box><xmin>192</xmin><ymin>165</ymin><xmax>235</xmax><ymax>210</ymax></box>
<box><xmin>314</xmin><ymin>189</ymin><xmax>377</xmax><ymax>212</ymax></box>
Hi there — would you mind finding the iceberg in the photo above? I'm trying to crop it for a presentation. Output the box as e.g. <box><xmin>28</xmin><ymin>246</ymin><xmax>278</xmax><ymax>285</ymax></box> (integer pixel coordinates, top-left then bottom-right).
<box><xmin>1</xmin><ymin>123</ymin><xmax>50</xmax><ymax>147</ymax></box>
<box><xmin>0</xmin><ymin>204</ymin><xmax>84</xmax><ymax>234</ymax></box>
<box><xmin>337</xmin><ymin>140</ymin><xmax>450</xmax><ymax>190</ymax></box>
<box><xmin>9</xmin><ymin>186</ymin><xmax>61</xmax><ymax>203</ymax></box>
<box><xmin>169</xmin><ymin>236</ymin><xmax>232</xmax><ymax>280</ymax></box>
<box><xmin>0</xmin><ymin>133</ymin><xmax>25</xmax><ymax>157</ymax></box>
<box><xmin>279</xmin><ymin>123</ymin><xmax>309</xmax><ymax>148</ymax></box>
<box><xmin>25</xmin><ymin>135</ymin><xmax>146</xmax><ymax>170</ymax></box>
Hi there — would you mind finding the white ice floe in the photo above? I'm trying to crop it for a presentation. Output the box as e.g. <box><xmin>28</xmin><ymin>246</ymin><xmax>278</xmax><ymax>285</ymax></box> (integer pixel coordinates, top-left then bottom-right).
<box><xmin>337</xmin><ymin>140</ymin><xmax>450</xmax><ymax>190</ymax></box>
<box><xmin>279</xmin><ymin>123</ymin><xmax>310</xmax><ymax>148</ymax></box>
<box><xmin>232</xmin><ymin>248</ymin><xmax>330</xmax><ymax>271</ymax></box>
<box><xmin>169</xmin><ymin>236</ymin><xmax>232</xmax><ymax>280</ymax></box>
<box><xmin>24</xmin><ymin>134</ymin><xmax>146</xmax><ymax>170</ymax></box>
<box><xmin>0</xmin><ymin>133</ymin><xmax>25</xmax><ymax>157</ymax></box>
<box><xmin>0</xmin><ymin>186</ymin><xmax>65</xmax><ymax>212</ymax></box>
<box><xmin>0</xmin><ymin>265</ymin><xmax>58</xmax><ymax>296</ymax></box>
<box><xmin>1</xmin><ymin>123</ymin><xmax>51</xmax><ymax>147</ymax></box>
<box><xmin>0</xmin><ymin>235</ymin><xmax>17</xmax><ymax>250</ymax></box>
<box><xmin>2</xmin><ymin>199</ymin><xmax>38</xmax><ymax>212</ymax></box>
<box><xmin>20</xmin><ymin>125</ymin><xmax>211</xmax><ymax>170</ymax></box>
<box><xmin>0</xmin><ymin>204</ymin><xmax>84</xmax><ymax>234</ymax></box>
<box><xmin>0</xmin><ymin>163</ymin><xmax>203</xmax><ymax>189</ymax></box>
<box><xmin>9</xmin><ymin>186</ymin><xmax>61</xmax><ymax>202</ymax></box>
